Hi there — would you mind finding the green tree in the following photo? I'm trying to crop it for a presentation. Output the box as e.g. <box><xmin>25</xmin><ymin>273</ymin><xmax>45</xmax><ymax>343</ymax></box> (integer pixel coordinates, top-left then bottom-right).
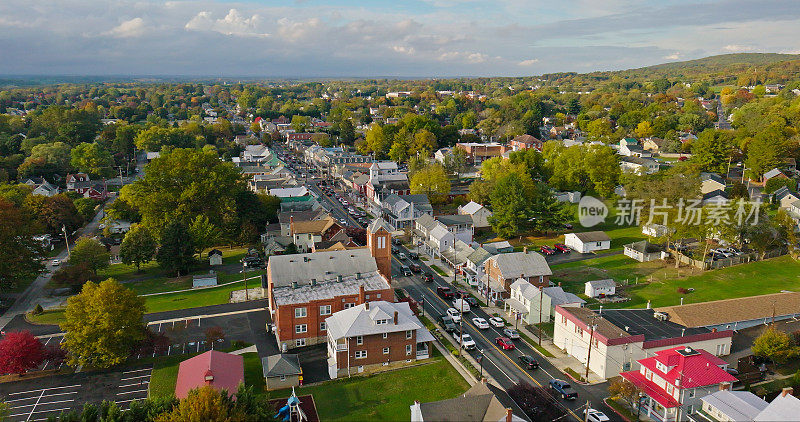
<box><xmin>61</xmin><ymin>278</ymin><xmax>145</xmax><ymax>368</ymax></box>
<box><xmin>691</xmin><ymin>130</ymin><xmax>733</xmax><ymax>174</ymax></box>
<box><xmin>188</xmin><ymin>215</ymin><xmax>221</xmax><ymax>257</ymax></box>
<box><xmin>51</xmin><ymin>263</ymin><xmax>94</xmax><ymax>291</ymax></box>
<box><xmin>364</xmin><ymin>124</ymin><xmax>390</xmax><ymax>158</ymax></box>
<box><xmin>443</xmin><ymin>146</ymin><xmax>468</xmax><ymax>180</ymax></box>
<box><xmin>17</xmin><ymin>142</ymin><xmax>72</xmax><ymax>179</ymax></box>
<box><xmin>157</xmin><ymin>220</ymin><xmax>195</xmax><ymax>275</ymax></box>
<box><xmin>489</xmin><ymin>173</ymin><xmax>531</xmax><ymax>238</ymax></box>
<box><xmin>73</xmin><ymin>197</ymin><xmax>98</xmax><ymax>222</ymax></box>
<box><xmin>584</xmin><ymin>145</ymin><xmax>621</xmax><ymax>197</ymax></box>
<box><xmin>764</xmin><ymin>177</ymin><xmax>797</xmax><ymax>194</ymax></box>
<box><xmin>120</xmin><ymin>225</ymin><xmax>157</xmax><ymax>272</ymax></box>
<box><xmin>0</xmin><ymin>199</ymin><xmax>44</xmax><ymax>291</ymax></box>
<box><xmin>410</xmin><ymin>163</ymin><xmax>451</xmax><ymax>204</ymax></box>
<box><xmin>412</xmin><ymin>129</ymin><xmax>437</xmax><ymax>156</ymax></box>
<box><xmin>290</xmin><ymin>115</ymin><xmax>311</xmax><ymax>132</ymax></box>
<box><xmin>468</xmin><ymin>179</ymin><xmax>494</xmax><ymax>205</ymax></box>
<box><xmin>752</xmin><ymin>327</ymin><xmax>800</xmax><ymax>364</ymax></box>
<box><xmin>70</xmin><ymin>237</ymin><xmax>110</xmax><ymax>275</ymax></box>
<box><xmin>70</xmin><ymin>142</ymin><xmax>115</xmax><ymax>178</ymax></box>
<box><xmin>635</xmin><ymin>121</ymin><xmax>654</xmax><ymax>138</ymax></box>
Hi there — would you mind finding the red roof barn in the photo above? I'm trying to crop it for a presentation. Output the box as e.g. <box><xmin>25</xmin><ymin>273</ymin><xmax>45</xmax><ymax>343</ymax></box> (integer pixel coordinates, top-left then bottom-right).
<box><xmin>174</xmin><ymin>350</ymin><xmax>244</xmax><ymax>399</ymax></box>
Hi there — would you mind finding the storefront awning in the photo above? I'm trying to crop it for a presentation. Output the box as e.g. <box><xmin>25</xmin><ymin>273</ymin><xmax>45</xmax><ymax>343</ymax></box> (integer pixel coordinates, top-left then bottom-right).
<box><xmin>505</xmin><ymin>298</ymin><xmax>528</xmax><ymax>314</ymax></box>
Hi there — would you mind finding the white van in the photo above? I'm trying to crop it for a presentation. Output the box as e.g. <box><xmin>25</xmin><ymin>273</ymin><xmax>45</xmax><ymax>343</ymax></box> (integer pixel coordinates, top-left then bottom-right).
<box><xmin>452</xmin><ymin>298</ymin><xmax>471</xmax><ymax>313</ymax></box>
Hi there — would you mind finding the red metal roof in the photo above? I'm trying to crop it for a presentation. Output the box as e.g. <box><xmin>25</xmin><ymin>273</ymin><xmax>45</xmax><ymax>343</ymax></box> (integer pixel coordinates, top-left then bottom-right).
<box><xmin>174</xmin><ymin>350</ymin><xmax>244</xmax><ymax>399</ymax></box>
<box><xmin>637</xmin><ymin>346</ymin><xmax>737</xmax><ymax>389</ymax></box>
<box><xmin>621</xmin><ymin>370</ymin><xmax>681</xmax><ymax>408</ymax></box>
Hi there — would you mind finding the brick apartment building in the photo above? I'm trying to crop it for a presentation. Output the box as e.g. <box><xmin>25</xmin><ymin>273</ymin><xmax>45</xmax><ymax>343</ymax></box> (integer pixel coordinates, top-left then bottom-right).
<box><xmin>325</xmin><ymin>301</ymin><xmax>434</xmax><ymax>379</ymax></box>
<box><xmin>483</xmin><ymin>248</ymin><xmax>552</xmax><ymax>302</ymax></box>
<box><xmin>267</xmin><ymin>219</ymin><xmax>394</xmax><ymax>351</ymax></box>
<box><xmin>455</xmin><ymin>142</ymin><xmax>509</xmax><ymax>164</ymax></box>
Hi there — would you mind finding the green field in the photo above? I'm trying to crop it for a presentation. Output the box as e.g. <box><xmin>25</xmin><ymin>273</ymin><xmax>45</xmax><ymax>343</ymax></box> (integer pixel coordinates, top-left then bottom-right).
<box><xmin>269</xmin><ymin>356</ymin><xmax>469</xmax><ymax>421</ymax></box>
<box><xmin>552</xmin><ymin>254</ymin><xmax>800</xmax><ymax>309</ymax></box>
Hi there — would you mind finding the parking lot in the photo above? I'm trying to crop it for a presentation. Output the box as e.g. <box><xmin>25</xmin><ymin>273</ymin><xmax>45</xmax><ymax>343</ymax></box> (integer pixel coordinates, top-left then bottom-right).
<box><xmin>145</xmin><ymin>310</ymin><xmax>267</xmax><ymax>358</ymax></box>
<box><xmin>0</xmin><ymin>366</ymin><xmax>152</xmax><ymax>421</ymax></box>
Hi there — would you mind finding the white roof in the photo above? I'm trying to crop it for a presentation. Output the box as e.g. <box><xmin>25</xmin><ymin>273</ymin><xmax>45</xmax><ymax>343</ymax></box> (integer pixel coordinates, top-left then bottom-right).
<box><xmin>325</xmin><ymin>301</ymin><xmax>426</xmax><ymax>340</ymax></box>
<box><xmin>702</xmin><ymin>390</ymin><xmax>767</xmax><ymax>421</ymax></box>
<box><xmin>429</xmin><ymin>223</ymin><xmax>451</xmax><ymax>241</ymax></box>
<box><xmin>459</xmin><ymin>201</ymin><xmax>485</xmax><ymax>215</ymax></box>
<box><xmin>268</xmin><ymin>186</ymin><xmax>309</xmax><ymax>198</ymax></box>
<box><xmin>755</xmin><ymin>392</ymin><xmax>800</xmax><ymax>421</ymax></box>
<box><xmin>587</xmin><ymin>279</ymin><xmax>616</xmax><ymax>289</ymax></box>
<box><xmin>764</xmin><ymin>168</ymin><xmax>784</xmax><ymax>180</ymax></box>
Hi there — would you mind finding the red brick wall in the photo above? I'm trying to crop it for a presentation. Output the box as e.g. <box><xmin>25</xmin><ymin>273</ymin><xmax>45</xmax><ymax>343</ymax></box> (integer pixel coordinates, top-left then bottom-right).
<box><xmin>334</xmin><ymin>330</ymin><xmax>417</xmax><ymax>370</ymax></box>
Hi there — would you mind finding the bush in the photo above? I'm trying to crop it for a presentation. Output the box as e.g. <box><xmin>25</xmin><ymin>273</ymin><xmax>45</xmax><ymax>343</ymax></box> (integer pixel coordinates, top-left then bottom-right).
<box><xmin>32</xmin><ymin>304</ymin><xmax>43</xmax><ymax>315</ymax></box>
<box><xmin>677</xmin><ymin>287</ymin><xmax>689</xmax><ymax>294</ymax></box>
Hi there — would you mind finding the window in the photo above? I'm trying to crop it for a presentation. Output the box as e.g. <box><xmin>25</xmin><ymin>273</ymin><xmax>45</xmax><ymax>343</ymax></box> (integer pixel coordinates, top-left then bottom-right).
<box><xmin>406</xmin><ymin>330</ymin><xmax>413</xmax><ymax>339</ymax></box>
<box><xmin>562</xmin><ymin>315</ymin><xmax>567</xmax><ymax>325</ymax></box>
<box><xmin>376</xmin><ymin>319</ymin><xmax>388</xmax><ymax>325</ymax></box>
<box><xmin>356</xmin><ymin>336</ymin><xmax>363</xmax><ymax>345</ymax></box>
<box><xmin>596</xmin><ymin>241</ymin><xmax>602</xmax><ymax>246</ymax></box>
<box><xmin>354</xmin><ymin>350</ymin><xmax>367</xmax><ymax>359</ymax></box>
<box><xmin>377</xmin><ymin>294</ymin><xmax>381</xmax><ymax>298</ymax></box>
<box><xmin>383</xmin><ymin>347</ymin><xmax>390</xmax><ymax>355</ymax></box>
<box><xmin>344</xmin><ymin>303</ymin><xmax>354</xmax><ymax>309</ymax></box>
<box><xmin>295</xmin><ymin>339</ymin><xmax>306</xmax><ymax>347</ymax></box>
<box><xmin>320</xmin><ymin>322</ymin><xmax>327</xmax><ymax>331</ymax></box>
<box><xmin>406</xmin><ymin>344</ymin><xmax>412</xmax><ymax>355</ymax></box>
<box><xmin>295</xmin><ymin>324</ymin><xmax>307</xmax><ymax>334</ymax></box>
<box><xmin>320</xmin><ymin>305</ymin><xmax>331</xmax><ymax>316</ymax></box>
<box><xmin>280</xmin><ymin>375</ymin><xmax>286</xmax><ymax>381</ymax></box>
<box><xmin>295</xmin><ymin>307</ymin><xmax>307</xmax><ymax>318</ymax></box>
<box><xmin>688</xmin><ymin>389</ymin><xmax>695</xmax><ymax>398</ymax></box>
<box><xmin>382</xmin><ymin>333</ymin><xmax>388</xmax><ymax>339</ymax></box>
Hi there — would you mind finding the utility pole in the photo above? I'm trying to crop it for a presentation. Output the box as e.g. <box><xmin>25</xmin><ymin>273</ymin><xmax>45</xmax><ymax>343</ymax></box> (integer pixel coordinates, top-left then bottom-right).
<box><xmin>584</xmin><ymin>400</ymin><xmax>591</xmax><ymax>422</ymax></box>
<box><xmin>242</xmin><ymin>260</ymin><xmax>249</xmax><ymax>301</ymax></box>
<box><xmin>538</xmin><ymin>286</ymin><xmax>544</xmax><ymax>346</ymax></box>
<box><xmin>458</xmin><ymin>297</ymin><xmax>464</xmax><ymax>353</ymax></box>
<box><xmin>62</xmin><ymin>225</ymin><xmax>71</xmax><ymax>259</ymax></box>
<box><xmin>585</xmin><ymin>318</ymin><xmax>597</xmax><ymax>381</ymax></box>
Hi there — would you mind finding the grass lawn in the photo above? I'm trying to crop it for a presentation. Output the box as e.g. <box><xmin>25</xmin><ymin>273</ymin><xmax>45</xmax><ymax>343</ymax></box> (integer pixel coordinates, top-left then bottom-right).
<box><xmin>26</xmin><ymin>309</ymin><xmax>66</xmax><ymax>325</ymax></box>
<box><xmin>268</xmin><ymin>357</ymin><xmax>469</xmax><ymax>421</ymax></box>
<box><xmin>553</xmin><ymin>254</ymin><xmax>800</xmax><ymax>309</ymax></box>
<box><xmin>149</xmin><ymin>350</ymin><xmax>259</xmax><ymax>399</ymax></box>
<box><xmin>142</xmin><ymin>279</ymin><xmax>252</xmax><ymax>313</ymax></box>
<box><xmin>430</xmin><ymin>265</ymin><xmax>447</xmax><ymax>276</ymax></box>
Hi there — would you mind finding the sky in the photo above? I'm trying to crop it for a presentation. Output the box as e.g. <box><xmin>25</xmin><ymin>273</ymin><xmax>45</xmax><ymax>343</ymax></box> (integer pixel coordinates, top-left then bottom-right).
<box><xmin>1</xmin><ymin>0</ymin><xmax>800</xmax><ymax>77</ymax></box>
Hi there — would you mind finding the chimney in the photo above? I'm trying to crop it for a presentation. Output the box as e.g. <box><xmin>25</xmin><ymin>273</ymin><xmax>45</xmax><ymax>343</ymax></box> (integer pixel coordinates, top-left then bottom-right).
<box><xmin>204</xmin><ymin>369</ymin><xmax>214</xmax><ymax>385</ymax></box>
<box><xmin>481</xmin><ymin>377</ymin><xmax>488</xmax><ymax>385</ymax></box>
<box><xmin>523</xmin><ymin>247</ymin><xmax>528</xmax><ymax>254</ymax></box>
<box><xmin>782</xmin><ymin>387</ymin><xmax>794</xmax><ymax>397</ymax></box>
<box><xmin>647</xmin><ymin>300</ymin><xmax>651</xmax><ymax>309</ymax></box>
<box><xmin>359</xmin><ymin>285</ymin><xmax>366</xmax><ymax>304</ymax></box>
<box><xmin>394</xmin><ymin>311</ymin><xmax>399</xmax><ymax>325</ymax></box>
<box><xmin>365</xmin><ymin>301</ymin><xmax>370</xmax><ymax>311</ymax></box>
<box><xmin>719</xmin><ymin>382</ymin><xmax>731</xmax><ymax>391</ymax></box>
<box><xmin>505</xmin><ymin>408</ymin><xmax>513</xmax><ymax>422</ymax></box>
<box><xmin>291</xmin><ymin>281</ymin><xmax>298</xmax><ymax>289</ymax></box>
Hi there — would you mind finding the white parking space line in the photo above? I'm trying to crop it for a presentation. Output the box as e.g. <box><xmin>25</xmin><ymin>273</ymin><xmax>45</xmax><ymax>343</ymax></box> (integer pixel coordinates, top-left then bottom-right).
<box><xmin>7</xmin><ymin>391</ymin><xmax>78</xmax><ymax>405</ymax></box>
<box><xmin>121</xmin><ymin>368</ymin><xmax>151</xmax><ymax>375</ymax></box>
<box><xmin>119</xmin><ymin>382</ymin><xmax>149</xmax><ymax>389</ymax></box>
<box><xmin>116</xmin><ymin>389</ymin><xmax>149</xmax><ymax>396</ymax></box>
<box><xmin>8</xmin><ymin>385</ymin><xmax>81</xmax><ymax>396</ymax></box>
<box><xmin>120</xmin><ymin>374</ymin><xmax>150</xmax><ymax>382</ymax></box>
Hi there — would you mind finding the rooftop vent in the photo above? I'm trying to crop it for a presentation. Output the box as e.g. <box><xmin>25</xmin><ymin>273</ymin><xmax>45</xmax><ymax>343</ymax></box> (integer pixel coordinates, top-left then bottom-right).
<box><xmin>291</xmin><ymin>281</ymin><xmax>298</xmax><ymax>289</ymax></box>
<box><xmin>311</xmin><ymin>279</ymin><xmax>317</xmax><ymax>286</ymax></box>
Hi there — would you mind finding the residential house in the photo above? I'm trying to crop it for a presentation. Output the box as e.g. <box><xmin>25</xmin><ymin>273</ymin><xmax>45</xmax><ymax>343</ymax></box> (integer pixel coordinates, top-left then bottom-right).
<box><xmin>289</xmin><ymin>217</ymin><xmax>349</xmax><ymax>253</ymax></box>
<box><xmin>65</xmin><ymin>173</ymin><xmax>108</xmax><ymax>200</ymax></box>
<box><xmin>754</xmin><ymin>387</ymin><xmax>800</xmax><ymax>421</ymax></box>
<box><xmin>433</xmin><ymin>147</ymin><xmax>452</xmax><ymax>164</ymax></box>
<box><xmin>774</xmin><ymin>186</ymin><xmax>800</xmax><ymax>209</ymax></box>
<box><xmin>263</xmin><ymin>354</ymin><xmax>303</xmax><ymax>390</ymax></box>
<box><xmin>505</xmin><ymin>280</ymin><xmax>584</xmax><ymax>324</ymax></box>
<box><xmin>564</xmin><ymin>231</ymin><xmax>611</xmax><ymax>253</ymax></box>
<box><xmin>619</xmin><ymin>138</ymin><xmax>652</xmax><ymax>158</ymax></box>
<box><xmin>174</xmin><ymin>351</ymin><xmax>244</xmax><ymax>399</ymax></box>
<box><xmin>278</xmin><ymin>209</ymin><xmax>328</xmax><ymax>236</ymax></box>
<box><xmin>642</xmin><ymin>223</ymin><xmax>675</xmax><ymax>238</ymax></box>
<box><xmin>426</xmin><ymin>224</ymin><xmax>455</xmax><ymax>260</ymax></box>
<box><xmin>702</xmin><ymin>190</ymin><xmax>729</xmax><ymax>206</ymax></box>
<box><xmin>435</xmin><ymin>214</ymin><xmax>474</xmax><ymax>244</ymax></box>
<box><xmin>482</xmin><ymin>249</ymin><xmax>552</xmax><ymax>302</ymax></box>
<box><xmin>620</xmin><ymin>346</ymin><xmax>737</xmax><ymax>421</ymax></box>
<box><xmin>554</xmin><ymin>191</ymin><xmax>582</xmax><ymax>204</ymax></box>
<box><xmin>380</xmin><ymin>194</ymin><xmax>432</xmax><ymax>231</ymax></box>
<box><xmin>267</xmin><ymin>222</ymin><xmax>394</xmax><ymax>351</ymax></box>
<box><xmin>462</xmin><ymin>246</ymin><xmax>493</xmax><ymax>288</ymax></box>
<box><xmin>554</xmin><ymin>307</ymin><xmax>733</xmax><ymax>380</ymax></box>
<box><xmin>30</xmin><ymin>180</ymin><xmax>60</xmax><ymax>197</ymax></box>
<box><xmin>365</xmin><ymin>161</ymin><xmax>409</xmax><ymax>204</ymax></box>
<box><xmin>699</xmin><ymin>389</ymin><xmax>769</xmax><ymax>421</ymax></box>
<box><xmin>410</xmin><ymin>379</ymin><xmax>523</xmax><ymax>422</ymax></box>
<box><xmin>509</xmin><ymin>134</ymin><xmax>543</xmax><ymax>152</ymax></box>
<box><xmin>208</xmin><ymin>249</ymin><xmax>223</xmax><ymax>266</ymax></box>
<box><xmin>763</xmin><ymin>168</ymin><xmax>788</xmax><ymax>183</ymax></box>
<box><xmin>325</xmin><ymin>301</ymin><xmax>434</xmax><ymax>379</ymax></box>
<box><xmin>458</xmin><ymin>201</ymin><xmax>493</xmax><ymax>229</ymax></box>
<box><xmin>584</xmin><ymin>279</ymin><xmax>616</xmax><ymax>298</ymax></box>
<box><xmin>455</xmin><ymin>142</ymin><xmax>508</xmax><ymax>164</ymax></box>
<box><xmin>700</xmin><ymin>173</ymin><xmax>727</xmax><ymax>195</ymax></box>
<box><xmin>643</xmin><ymin>137</ymin><xmax>666</xmax><ymax>153</ymax></box>
<box><xmin>482</xmin><ymin>241</ymin><xmax>514</xmax><ymax>254</ymax></box>
<box><xmin>624</xmin><ymin>241</ymin><xmax>665</xmax><ymax>263</ymax></box>
<box><xmin>104</xmin><ymin>220</ymin><xmax>131</xmax><ymax>234</ymax></box>
<box><xmin>621</xmin><ymin>156</ymin><xmax>660</xmax><ymax>175</ymax></box>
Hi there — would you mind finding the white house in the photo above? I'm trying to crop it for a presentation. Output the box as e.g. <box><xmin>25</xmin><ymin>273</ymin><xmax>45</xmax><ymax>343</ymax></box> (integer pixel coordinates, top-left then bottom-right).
<box><xmin>506</xmin><ymin>280</ymin><xmax>586</xmax><ymax>325</ymax></box>
<box><xmin>620</xmin><ymin>156</ymin><xmax>660</xmax><ymax>175</ymax></box>
<box><xmin>584</xmin><ymin>279</ymin><xmax>616</xmax><ymax>298</ymax></box>
<box><xmin>457</xmin><ymin>201</ymin><xmax>493</xmax><ymax>229</ymax></box>
<box><xmin>427</xmin><ymin>225</ymin><xmax>455</xmax><ymax>258</ymax></box>
<box><xmin>700</xmin><ymin>173</ymin><xmax>726</xmax><ymax>195</ymax></box>
<box><xmin>208</xmin><ymin>249</ymin><xmax>223</xmax><ymax>266</ymax></box>
<box><xmin>435</xmin><ymin>214</ymin><xmax>474</xmax><ymax>244</ymax></box>
<box><xmin>564</xmin><ymin>231</ymin><xmax>611</xmax><ymax>253</ymax></box>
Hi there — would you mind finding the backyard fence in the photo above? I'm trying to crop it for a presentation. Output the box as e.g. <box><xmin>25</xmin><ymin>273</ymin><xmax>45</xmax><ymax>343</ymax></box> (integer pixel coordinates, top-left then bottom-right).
<box><xmin>669</xmin><ymin>247</ymin><xmax>787</xmax><ymax>270</ymax></box>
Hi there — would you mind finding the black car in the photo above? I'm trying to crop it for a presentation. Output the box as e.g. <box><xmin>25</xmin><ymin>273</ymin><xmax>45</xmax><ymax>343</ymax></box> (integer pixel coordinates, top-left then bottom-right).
<box><xmin>518</xmin><ymin>355</ymin><xmax>539</xmax><ymax>369</ymax></box>
<box><xmin>409</xmin><ymin>252</ymin><xmax>420</xmax><ymax>260</ymax></box>
<box><xmin>410</xmin><ymin>263</ymin><xmax>422</xmax><ymax>273</ymax></box>
<box><xmin>464</xmin><ymin>297</ymin><xmax>478</xmax><ymax>307</ymax></box>
<box><xmin>423</xmin><ymin>273</ymin><xmax>434</xmax><ymax>283</ymax></box>
<box><xmin>439</xmin><ymin>315</ymin><xmax>457</xmax><ymax>332</ymax></box>
<box><xmin>391</xmin><ymin>245</ymin><xmax>400</xmax><ymax>254</ymax></box>
<box><xmin>437</xmin><ymin>286</ymin><xmax>454</xmax><ymax>299</ymax></box>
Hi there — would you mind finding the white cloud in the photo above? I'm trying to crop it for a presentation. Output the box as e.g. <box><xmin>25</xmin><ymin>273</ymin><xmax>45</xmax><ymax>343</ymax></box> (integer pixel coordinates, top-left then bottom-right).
<box><xmin>392</xmin><ymin>45</ymin><xmax>416</xmax><ymax>55</ymax></box>
<box><xmin>439</xmin><ymin>51</ymin><xmax>488</xmax><ymax>63</ymax></box>
<box><xmin>107</xmin><ymin>17</ymin><xmax>146</xmax><ymax>38</ymax></box>
<box><xmin>723</xmin><ymin>44</ymin><xmax>754</xmax><ymax>52</ymax></box>
<box><xmin>663</xmin><ymin>52</ymin><xmax>680</xmax><ymax>60</ymax></box>
<box><xmin>186</xmin><ymin>9</ymin><xmax>269</xmax><ymax>38</ymax></box>
<box><xmin>276</xmin><ymin>17</ymin><xmax>321</xmax><ymax>42</ymax></box>
<box><xmin>518</xmin><ymin>58</ymin><xmax>539</xmax><ymax>66</ymax></box>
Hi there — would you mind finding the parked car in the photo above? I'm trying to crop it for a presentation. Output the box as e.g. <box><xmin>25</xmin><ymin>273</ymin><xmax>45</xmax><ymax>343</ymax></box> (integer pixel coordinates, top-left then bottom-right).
<box><xmin>518</xmin><ymin>355</ymin><xmax>539</xmax><ymax>369</ymax></box>
<box><xmin>584</xmin><ymin>409</ymin><xmax>610</xmax><ymax>422</ymax></box>
<box><xmin>423</xmin><ymin>273</ymin><xmax>434</xmax><ymax>283</ymax></box>
<box><xmin>495</xmin><ymin>337</ymin><xmax>515</xmax><ymax>350</ymax></box>
<box><xmin>503</xmin><ymin>328</ymin><xmax>520</xmax><ymax>340</ymax></box>
<box><xmin>464</xmin><ymin>296</ymin><xmax>478</xmax><ymax>307</ymax></box>
<box><xmin>452</xmin><ymin>298</ymin><xmax>471</xmax><ymax>313</ymax></box>
<box><xmin>549</xmin><ymin>379</ymin><xmax>578</xmax><ymax>400</ymax></box>
<box><xmin>410</xmin><ymin>263</ymin><xmax>422</xmax><ymax>273</ymax></box>
<box><xmin>489</xmin><ymin>317</ymin><xmax>505</xmax><ymax>328</ymax></box>
<box><xmin>540</xmin><ymin>246</ymin><xmax>556</xmax><ymax>256</ymax></box>
<box><xmin>446</xmin><ymin>307</ymin><xmax>462</xmax><ymax>323</ymax></box>
<box><xmin>437</xmin><ymin>286</ymin><xmax>454</xmax><ymax>299</ymax></box>
<box><xmin>409</xmin><ymin>252</ymin><xmax>420</xmax><ymax>260</ymax></box>
<box><xmin>401</xmin><ymin>265</ymin><xmax>412</xmax><ymax>276</ymax></box>
<box><xmin>51</xmin><ymin>259</ymin><xmax>61</xmax><ymax>266</ymax></box>
<box><xmin>472</xmin><ymin>317</ymin><xmax>489</xmax><ymax>329</ymax></box>
<box><xmin>553</xmin><ymin>243</ymin><xmax>571</xmax><ymax>253</ymax></box>
<box><xmin>398</xmin><ymin>252</ymin><xmax>408</xmax><ymax>260</ymax></box>
<box><xmin>457</xmin><ymin>334</ymin><xmax>476</xmax><ymax>350</ymax></box>
<box><xmin>440</xmin><ymin>315</ymin><xmax>457</xmax><ymax>332</ymax></box>
<box><xmin>391</xmin><ymin>245</ymin><xmax>400</xmax><ymax>254</ymax></box>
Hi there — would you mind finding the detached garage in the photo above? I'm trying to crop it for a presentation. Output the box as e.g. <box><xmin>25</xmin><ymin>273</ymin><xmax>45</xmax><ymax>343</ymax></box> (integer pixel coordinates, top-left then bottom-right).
<box><xmin>564</xmin><ymin>231</ymin><xmax>611</xmax><ymax>253</ymax></box>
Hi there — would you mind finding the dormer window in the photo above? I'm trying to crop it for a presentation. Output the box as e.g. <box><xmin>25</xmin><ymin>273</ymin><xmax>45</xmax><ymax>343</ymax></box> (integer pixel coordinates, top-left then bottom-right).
<box><xmin>375</xmin><ymin>319</ymin><xmax>388</xmax><ymax>325</ymax></box>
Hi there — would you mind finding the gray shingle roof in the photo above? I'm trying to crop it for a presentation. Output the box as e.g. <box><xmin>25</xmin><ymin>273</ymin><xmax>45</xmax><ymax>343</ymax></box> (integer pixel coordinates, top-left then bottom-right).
<box><xmin>436</xmin><ymin>214</ymin><xmax>474</xmax><ymax>227</ymax></box>
<box><xmin>325</xmin><ymin>301</ymin><xmax>426</xmax><ymax>340</ymax></box>
<box><xmin>571</xmin><ymin>231</ymin><xmax>611</xmax><ymax>242</ymax></box>
<box><xmin>268</xmin><ymin>248</ymin><xmax>377</xmax><ymax>288</ymax></box>
<box><xmin>490</xmin><ymin>251</ymin><xmax>552</xmax><ymax>278</ymax></box>
<box><xmin>263</xmin><ymin>354</ymin><xmax>302</xmax><ymax>377</ymax></box>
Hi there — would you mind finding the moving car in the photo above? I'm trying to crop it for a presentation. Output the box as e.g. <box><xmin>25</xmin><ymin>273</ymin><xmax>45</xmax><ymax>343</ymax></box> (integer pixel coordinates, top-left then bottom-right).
<box><xmin>489</xmin><ymin>317</ymin><xmax>505</xmax><ymax>328</ymax></box>
<box><xmin>472</xmin><ymin>317</ymin><xmax>489</xmax><ymax>329</ymax></box>
<box><xmin>423</xmin><ymin>273</ymin><xmax>434</xmax><ymax>283</ymax></box>
<box><xmin>549</xmin><ymin>379</ymin><xmax>578</xmax><ymax>400</ymax></box>
<box><xmin>409</xmin><ymin>252</ymin><xmax>420</xmax><ymax>260</ymax></box>
<box><xmin>398</xmin><ymin>252</ymin><xmax>407</xmax><ymax>260</ymax></box>
<box><xmin>401</xmin><ymin>265</ymin><xmax>412</xmax><ymax>276</ymax></box>
<box><xmin>540</xmin><ymin>246</ymin><xmax>556</xmax><ymax>256</ymax></box>
<box><xmin>51</xmin><ymin>259</ymin><xmax>61</xmax><ymax>266</ymax></box>
<box><xmin>495</xmin><ymin>336</ymin><xmax>515</xmax><ymax>350</ymax></box>
<box><xmin>440</xmin><ymin>315</ymin><xmax>457</xmax><ymax>332</ymax></box>
<box><xmin>437</xmin><ymin>286</ymin><xmax>454</xmax><ymax>299</ymax></box>
<box><xmin>584</xmin><ymin>409</ymin><xmax>610</xmax><ymax>422</ymax></box>
<box><xmin>452</xmin><ymin>298</ymin><xmax>471</xmax><ymax>313</ymax></box>
<box><xmin>457</xmin><ymin>334</ymin><xmax>476</xmax><ymax>350</ymax></box>
<box><xmin>518</xmin><ymin>355</ymin><xmax>539</xmax><ymax>369</ymax></box>
<box><xmin>553</xmin><ymin>243</ymin><xmax>571</xmax><ymax>253</ymax></box>
<box><xmin>503</xmin><ymin>328</ymin><xmax>520</xmax><ymax>340</ymax></box>
<box><xmin>446</xmin><ymin>307</ymin><xmax>462</xmax><ymax>323</ymax></box>
<box><xmin>410</xmin><ymin>263</ymin><xmax>422</xmax><ymax>273</ymax></box>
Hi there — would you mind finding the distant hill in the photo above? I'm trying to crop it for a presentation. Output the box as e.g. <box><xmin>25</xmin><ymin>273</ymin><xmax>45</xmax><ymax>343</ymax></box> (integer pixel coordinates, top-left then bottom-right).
<box><xmin>626</xmin><ymin>53</ymin><xmax>800</xmax><ymax>76</ymax></box>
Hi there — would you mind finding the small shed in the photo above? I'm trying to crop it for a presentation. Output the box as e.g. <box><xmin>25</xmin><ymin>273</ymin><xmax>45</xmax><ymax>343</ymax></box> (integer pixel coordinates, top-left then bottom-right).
<box><xmin>208</xmin><ymin>249</ymin><xmax>223</xmax><ymax>266</ymax></box>
<box><xmin>585</xmin><ymin>279</ymin><xmax>616</xmax><ymax>298</ymax></box>
<box><xmin>193</xmin><ymin>272</ymin><xmax>218</xmax><ymax>288</ymax></box>
<box><xmin>624</xmin><ymin>240</ymin><xmax>665</xmax><ymax>262</ymax></box>
<box><xmin>263</xmin><ymin>354</ymin><xmax>303</xmax><ymax>390</ymax></box>
<box><xmin>564</xmin><ymin>231</ymin><xmax>611</xmax><ymax>253</ymax></box>
<box><xmin>175</xmin><ymin>350</ymin><xmax>244</xmax><ymax>399</ymax></box>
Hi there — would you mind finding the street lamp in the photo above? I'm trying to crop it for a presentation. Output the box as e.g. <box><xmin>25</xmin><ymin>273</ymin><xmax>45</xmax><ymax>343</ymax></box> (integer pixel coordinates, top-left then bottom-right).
<box><xmin>477</xmin><ymin>349</ymin><xmax>485</xmax><ymax>378</ymax></box>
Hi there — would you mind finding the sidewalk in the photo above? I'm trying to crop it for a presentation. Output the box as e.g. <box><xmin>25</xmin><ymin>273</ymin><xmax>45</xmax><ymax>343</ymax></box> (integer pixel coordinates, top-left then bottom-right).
<box><xmin>423</xmin><ymin>253</ymin><xmax>607</xmax><ymax>385</ymax></box>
